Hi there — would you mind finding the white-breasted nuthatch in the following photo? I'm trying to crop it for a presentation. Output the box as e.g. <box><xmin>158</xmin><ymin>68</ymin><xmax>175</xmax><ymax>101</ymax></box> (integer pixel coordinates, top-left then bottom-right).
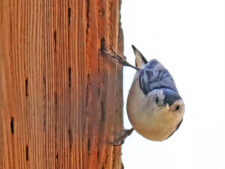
<box><xmin>104</xmin><ymin>45</ymin><xmax>185</xmax><ymax>144</ymax></box>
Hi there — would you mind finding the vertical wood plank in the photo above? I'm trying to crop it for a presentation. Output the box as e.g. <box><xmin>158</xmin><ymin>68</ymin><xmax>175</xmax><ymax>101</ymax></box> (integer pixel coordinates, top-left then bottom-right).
<box><xmin>0</xmin><ymin>0</ymin><xmax>124</xmax><ymax>168</ymax></box>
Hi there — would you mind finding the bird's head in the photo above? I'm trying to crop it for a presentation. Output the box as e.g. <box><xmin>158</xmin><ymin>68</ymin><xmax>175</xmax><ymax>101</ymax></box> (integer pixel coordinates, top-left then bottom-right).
<box><xmin>149</xmin><ymin>88</ymin><xmax>185</xmax><ymax>115</ymax></box>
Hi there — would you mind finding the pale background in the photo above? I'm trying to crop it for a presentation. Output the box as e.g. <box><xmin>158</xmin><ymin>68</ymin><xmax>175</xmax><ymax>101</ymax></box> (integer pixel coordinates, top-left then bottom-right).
<box><xmin>121</xmin><ymin>0</ymin><xmax>225</xmax><ymax>169</ymax></box>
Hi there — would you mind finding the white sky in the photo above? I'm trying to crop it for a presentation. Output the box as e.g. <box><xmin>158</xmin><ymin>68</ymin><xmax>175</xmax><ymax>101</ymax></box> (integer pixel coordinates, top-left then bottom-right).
<box><xmin>121</xmin><ymin>0</ymin><xmax>225</xmax><ymax>169</ymax></box>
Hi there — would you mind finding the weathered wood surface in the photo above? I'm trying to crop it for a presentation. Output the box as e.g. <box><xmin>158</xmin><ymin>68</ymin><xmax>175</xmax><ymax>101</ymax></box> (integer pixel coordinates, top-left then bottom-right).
<box><xmin>0</xmin><ymin>0</ymin><xmax>124</xmax><ymax>168</ymax></box>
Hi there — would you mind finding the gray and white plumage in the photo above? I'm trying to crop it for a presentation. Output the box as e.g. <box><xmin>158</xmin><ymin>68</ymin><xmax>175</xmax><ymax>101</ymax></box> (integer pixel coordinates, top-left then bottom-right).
<box><xmin>127</xmin><ymin>45</ymin><xmax>185</xmax><ymax>141</ymax></box>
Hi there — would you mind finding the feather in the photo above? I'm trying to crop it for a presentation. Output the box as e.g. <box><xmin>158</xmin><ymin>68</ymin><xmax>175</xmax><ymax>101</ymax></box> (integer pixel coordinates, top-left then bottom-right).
<box><xmin>132</xmin><ymin>45</ymin><xmax>148</xmax><ymax>68</ymax></box>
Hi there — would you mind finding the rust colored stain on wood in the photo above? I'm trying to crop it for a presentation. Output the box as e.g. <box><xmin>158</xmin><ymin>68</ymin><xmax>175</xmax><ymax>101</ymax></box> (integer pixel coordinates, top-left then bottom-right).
<box><xmin>0</xmin><ymin>0</ymin><xmax>124</xmax><ymax>169</ymax></box>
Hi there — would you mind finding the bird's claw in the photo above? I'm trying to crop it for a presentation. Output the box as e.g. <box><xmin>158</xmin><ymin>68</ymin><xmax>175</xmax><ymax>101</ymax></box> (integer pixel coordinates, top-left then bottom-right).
<box><xmin>102</xmin><ymin>49</ymin><xmax>139</xmax><ymax>71</ymax></box>
<box><xmin>113</xmin><ymin>128</ymin><xmax>134</xmax><ymax>146</ymax></box>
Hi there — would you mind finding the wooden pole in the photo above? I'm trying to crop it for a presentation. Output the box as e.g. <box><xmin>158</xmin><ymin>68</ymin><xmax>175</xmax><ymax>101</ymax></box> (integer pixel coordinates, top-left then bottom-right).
<box><xmin>0</xmin><ymin>0</ymin><xmax>124</xmax><ymax>168</ymax></box>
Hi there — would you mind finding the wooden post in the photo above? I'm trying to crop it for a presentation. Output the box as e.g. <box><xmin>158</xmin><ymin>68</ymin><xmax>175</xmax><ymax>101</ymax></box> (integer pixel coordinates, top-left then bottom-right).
<box><xmin>0</xmin><ymin>0</ymin><xmax>124</xmax><ymax>168</ymax></box>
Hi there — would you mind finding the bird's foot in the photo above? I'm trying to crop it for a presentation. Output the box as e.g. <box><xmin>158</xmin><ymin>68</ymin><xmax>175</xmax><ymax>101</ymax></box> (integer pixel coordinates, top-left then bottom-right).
<box><xmin>103</xmin><ymin>49</ymin><xmax>139</xmax><ymax>71</ymax></box>
<box><xmin>113</xmin><ymin>128</ymin><xmax>134</xmax><ymax>146</ymax></box>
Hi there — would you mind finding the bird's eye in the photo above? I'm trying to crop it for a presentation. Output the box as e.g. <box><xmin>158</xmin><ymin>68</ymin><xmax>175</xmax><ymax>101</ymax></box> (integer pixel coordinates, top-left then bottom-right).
<box><xmin>176</xmin><ymin>105</ymin><xmax>180</xmax><ymax>111</ymax></box>
<box><xmin>155</xmin><ymin>97</ymin><xmax>159</xmax><ymax>104</ymax></box>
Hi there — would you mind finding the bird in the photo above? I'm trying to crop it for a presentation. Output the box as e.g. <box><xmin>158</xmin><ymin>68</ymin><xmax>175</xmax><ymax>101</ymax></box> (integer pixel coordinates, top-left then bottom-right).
<box><xmin>103</xmin><ymin>45</ymin><xmax>185</xmax><ymax>144</ymax></box>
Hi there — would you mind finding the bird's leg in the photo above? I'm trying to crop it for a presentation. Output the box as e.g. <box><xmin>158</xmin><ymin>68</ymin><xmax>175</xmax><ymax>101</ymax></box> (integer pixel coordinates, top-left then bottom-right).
<box><xmin>113</xmin><ymin>128</ymin><xmax>134</xmax><ymax>146</ymax></box>
<box><xmin>103</xmin><ymin>49</ymin><xmax>139</xmax><ymax>71</ymax></box>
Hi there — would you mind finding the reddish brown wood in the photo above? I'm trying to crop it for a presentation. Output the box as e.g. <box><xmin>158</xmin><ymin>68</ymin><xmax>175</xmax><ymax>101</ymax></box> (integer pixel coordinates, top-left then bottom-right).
<box><xmin>0</xmin><ymin>0</ymin><xmax>124</xmax><ymax>168</ymax></box>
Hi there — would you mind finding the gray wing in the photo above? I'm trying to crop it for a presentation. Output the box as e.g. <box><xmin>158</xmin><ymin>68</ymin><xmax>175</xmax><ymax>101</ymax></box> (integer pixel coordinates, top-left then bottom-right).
<box><xmin>139</xmin><ymin>59</ymin><xmax>178</xmax><ymax>95</ymax></box>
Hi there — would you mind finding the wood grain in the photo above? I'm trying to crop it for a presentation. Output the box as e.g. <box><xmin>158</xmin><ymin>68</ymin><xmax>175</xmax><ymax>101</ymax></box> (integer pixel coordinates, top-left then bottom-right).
<box><xmin>0</xmin><ymin>0</ymin><xmax>124</xmax><ymax>168</ymax></box>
